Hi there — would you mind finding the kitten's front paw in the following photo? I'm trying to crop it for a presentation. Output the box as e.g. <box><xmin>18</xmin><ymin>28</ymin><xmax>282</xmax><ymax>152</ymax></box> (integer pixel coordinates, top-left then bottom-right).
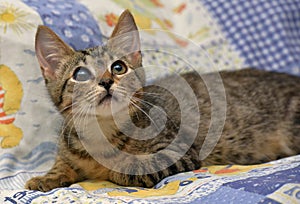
<box><xmin>25</xmin><ymin>175</ymin><xmax>73</xmax><ymax>192</ymax></box>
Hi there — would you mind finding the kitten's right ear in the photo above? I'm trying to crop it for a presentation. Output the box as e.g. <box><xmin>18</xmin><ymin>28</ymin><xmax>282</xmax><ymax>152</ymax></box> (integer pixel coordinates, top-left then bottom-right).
<box><xmin>35</xmin><ymin>25</ymin><xmax>74</xmax><ymax>80</ymax></box>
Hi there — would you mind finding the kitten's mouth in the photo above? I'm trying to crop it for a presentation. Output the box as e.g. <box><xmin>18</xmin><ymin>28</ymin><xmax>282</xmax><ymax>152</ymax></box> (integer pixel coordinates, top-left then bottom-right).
<box><xmin>99</xmin><ymin>94</ymin><xmax>113</xmax><ymax>106</ymax></box>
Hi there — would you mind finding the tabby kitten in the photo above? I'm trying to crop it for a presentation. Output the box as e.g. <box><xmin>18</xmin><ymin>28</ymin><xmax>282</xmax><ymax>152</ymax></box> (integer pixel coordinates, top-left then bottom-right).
<box><xmin>25</xmin><ymin>10</ymin><xmax>300</xmax><ymax>191</ymax></box>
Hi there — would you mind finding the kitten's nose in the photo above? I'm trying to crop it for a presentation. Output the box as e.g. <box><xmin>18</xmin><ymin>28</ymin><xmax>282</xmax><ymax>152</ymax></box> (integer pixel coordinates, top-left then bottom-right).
<box><xmin>99</xmin><ymin>78</ymin><xmax>114</xmax><ymax>91</ymax></box>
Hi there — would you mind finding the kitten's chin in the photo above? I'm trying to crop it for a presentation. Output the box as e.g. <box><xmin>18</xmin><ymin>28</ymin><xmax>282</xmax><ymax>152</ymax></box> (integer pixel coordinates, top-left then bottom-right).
<box><xmin>95</xmin><ymin>95</ymin><xmax>128</xmax><ymax>117</ymax></box>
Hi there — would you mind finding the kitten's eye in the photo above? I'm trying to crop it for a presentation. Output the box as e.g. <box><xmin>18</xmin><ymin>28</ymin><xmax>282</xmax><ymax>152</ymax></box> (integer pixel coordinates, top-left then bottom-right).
<box><xmin>73</xmin><ymin>67</ymin><xmax>93</xmax><ymax>82</ymax></box>
<box><xmin>111</xmin><ymin>60</ymin><xmax>127</xmax><ymax>75</ymax></box>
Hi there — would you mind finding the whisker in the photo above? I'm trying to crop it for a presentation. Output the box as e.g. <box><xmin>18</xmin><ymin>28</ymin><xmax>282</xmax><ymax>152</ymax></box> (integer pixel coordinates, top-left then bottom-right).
<box><xmin>85</xmin><ymin>90</ymin><xmax>103</xmax><ymax>104</ymax></box>
<box><xmin>73</xmin><ymin>103</ymin><xmax>91</xmax><ymax>140</ymax></box>
<box><xmin>81</xmin><ymin>104</ymin><xmax>93</xmax><ymax>139</ymax></box>
<box><xmin>129</xmin><ymin>99</ymin><xmax>160</xmax><ymax>131</ymax></box>
<box><xmin>115</xmin><ymin>85</ymin><xmax>127</xmax><ymax>91</ymax></box>
<box><xmin>60</xmin><ymin>113</ymin><xmax>76</xmax><ymax>148</ymax></box>
<box><xmin>59</xmin><ymin>100</ymin><xmax>82</xmax><ymax>113</ymax></box>
<box><xmin>113</xmin><ymin>89</ymin><xmax>127</xmax><ymax>97</ymax></box>
<box><xmin>128</xmin><ymin>102</ymin><xmax>139</xmax><ymax>121</ymax></box>
<box><xmin>131</xmin><ymin>96</ymin><xmax>178</xmax><ymax>129</ymax></box>
<box><xmin>134</xmin><ymin>91</ymin><xmax>162</xmax><ymax>97</ymax></box>
<box><xmin>60</xmin><ymin>99</ymin><xmax>92</xmax><ymax>148</ymax></box>
<box><xmin>86</xmin><ymin>89</ymin><xmax>100</xmax><ymax>98</ymax></box>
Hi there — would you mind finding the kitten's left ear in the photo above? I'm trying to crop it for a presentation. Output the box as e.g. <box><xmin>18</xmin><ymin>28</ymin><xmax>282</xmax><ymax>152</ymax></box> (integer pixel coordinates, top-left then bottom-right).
<box><xmin>109</xmin><ymin>10</ymin><xmax>141</xmax><ymax>65</ymax></box>
<box><xmin>35</xmin><ymin>25</ymin><xmax>74</xmax><ymax>80</ymax></box>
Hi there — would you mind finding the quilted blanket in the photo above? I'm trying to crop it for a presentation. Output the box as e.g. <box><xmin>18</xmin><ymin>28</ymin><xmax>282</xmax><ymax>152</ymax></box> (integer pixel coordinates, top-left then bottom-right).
<box><xmin>0</xmin><ymin>0</ymin><xmax>300</xmax><ymax>203</ymax></box>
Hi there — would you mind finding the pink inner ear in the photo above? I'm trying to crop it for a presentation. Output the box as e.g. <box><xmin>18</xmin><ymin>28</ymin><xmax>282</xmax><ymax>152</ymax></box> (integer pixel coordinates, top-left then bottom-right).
<box><xmin>35</xmin><ymin>44</ymin><xmax>56</xmax><ymax>79</ymax></box>
<box><xmin>41</xmin><ymin>65</ymin><xmax>56</xmax><ymax>80</ymax></box>
<box><xmin>35</xmin><ymin>26</ymin><xmax>74</xmax><ymax>81</ymax></box>
<box><xmin>129</xmin><ymin>51</ymin><xmax>142</xmax><ymax>67</ymax></box>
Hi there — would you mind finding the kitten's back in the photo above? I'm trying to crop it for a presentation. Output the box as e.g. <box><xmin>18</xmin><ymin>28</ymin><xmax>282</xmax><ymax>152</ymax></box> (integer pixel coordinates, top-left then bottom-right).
<box><xmin>182</xmin><ymin>68</ymin><xmax>300</xmax><ymax>165</ymax></box>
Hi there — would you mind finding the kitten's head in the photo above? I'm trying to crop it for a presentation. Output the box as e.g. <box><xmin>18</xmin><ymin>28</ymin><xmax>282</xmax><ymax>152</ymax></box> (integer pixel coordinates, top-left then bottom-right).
<box><xmin>35</xmin><ymin>10</ymin><xmax>144</xmax><ymax>117</ymax></box>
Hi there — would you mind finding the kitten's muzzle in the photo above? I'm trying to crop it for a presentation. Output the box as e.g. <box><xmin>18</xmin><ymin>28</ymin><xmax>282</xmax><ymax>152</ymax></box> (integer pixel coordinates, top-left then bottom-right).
<box><xmin>99</xmin><ymin>78</ymin><xmax>114</xmax><ymax>91</ymax></box>
<box><xmin>98</xmin><ymin>78</ymin><xmax>115</xmax><ymax>105</ymax></box>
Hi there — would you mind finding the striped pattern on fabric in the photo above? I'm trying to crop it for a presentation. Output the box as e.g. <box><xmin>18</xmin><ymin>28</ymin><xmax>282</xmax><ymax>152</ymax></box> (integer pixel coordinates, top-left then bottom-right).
<box><xmin>0</xmin><ymin>85</ymin><xmax>15</xmax><ymax>125</ymax></box>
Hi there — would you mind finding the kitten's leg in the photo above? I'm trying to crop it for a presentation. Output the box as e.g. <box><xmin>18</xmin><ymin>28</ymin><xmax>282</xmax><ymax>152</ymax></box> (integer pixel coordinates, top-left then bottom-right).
<box><xmin>25</xmin><ymin>156</ymin><xmax>79</xmax><ymax>192</ymax></box>
<box><xmin>108</xmin><ymin>153</ymin><xmax>200</xmax><ymax>188</ymax></box>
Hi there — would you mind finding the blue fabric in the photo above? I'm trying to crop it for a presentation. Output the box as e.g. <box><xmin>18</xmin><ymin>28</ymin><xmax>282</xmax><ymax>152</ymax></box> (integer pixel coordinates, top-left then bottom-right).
<box><xmin>202</xmin><ymin>0</ymin><xmax>300</xmax><ymax>76</ymax></box>
<box><xmin>22</xmin><ymin>0</ymin><xmax>102</xmax><ymax>50</ymax></box>
<box><xmin>191</xmin><ymin>186</ymin><xmax>265</xmax><ymax>204</ymax></box>
<box><xmin>225</xmin><ymin>165</ymin><xmax>300</xmax><ymax>195</ymax></box>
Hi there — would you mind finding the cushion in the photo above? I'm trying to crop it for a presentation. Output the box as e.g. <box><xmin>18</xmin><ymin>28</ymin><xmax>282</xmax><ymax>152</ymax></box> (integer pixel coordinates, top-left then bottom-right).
<box><xmin>0</xmin><ymin>0</ymin><xmax>299</xmax><ymax>203</ymax></box>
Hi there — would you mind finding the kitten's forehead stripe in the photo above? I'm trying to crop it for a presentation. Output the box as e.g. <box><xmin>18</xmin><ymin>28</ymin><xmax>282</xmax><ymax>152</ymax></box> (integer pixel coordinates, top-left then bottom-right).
<box><xmin>81</xmin><ymin>56</ymin><xmax>87</xmax><ymax>65</ymax></box>
<box><xmin>108</xmin><ymin>53</ymin><xmax>114</xmax><ymax>61</ymax></box>
<box><xmin>80</xmin><ymin>46</ymin><xmax>124</xmax><ymax>71</ymax></box>
<box><xmin>80</xmin><ymin>50</ymin><xmax>90</xmax><ymax>55</ymax></box>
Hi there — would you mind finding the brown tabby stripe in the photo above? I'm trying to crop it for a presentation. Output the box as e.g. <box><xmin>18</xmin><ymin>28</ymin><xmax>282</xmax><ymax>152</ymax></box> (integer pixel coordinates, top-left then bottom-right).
<box><xmin>57</xmin><ymin>78</ymin><xmax>70</xmax><ymax>106</ymax></box>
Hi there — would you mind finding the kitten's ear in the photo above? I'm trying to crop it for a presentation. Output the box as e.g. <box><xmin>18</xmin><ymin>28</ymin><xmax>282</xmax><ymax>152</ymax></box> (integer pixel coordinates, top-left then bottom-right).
<box><xmin>35</xmin><ymin>25</ymin><xmax>74</xmax><ymax>80</ymax></box>
<box><xmin>109</xmin><ymin>10</ymin><xmax>141</xmax><ymax>65</ymax></box>
<box><xmin>110</xmin><ymin>10</ymin><xmax>139</xmax><ymax>39</ymax></box>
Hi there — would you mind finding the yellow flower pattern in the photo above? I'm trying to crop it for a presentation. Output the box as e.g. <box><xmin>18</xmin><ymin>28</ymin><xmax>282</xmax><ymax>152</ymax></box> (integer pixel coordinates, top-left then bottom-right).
<box><xmin>0</xmin><ymin>2</ymin><xmax>34</xmax><ymax>35</ymax></box>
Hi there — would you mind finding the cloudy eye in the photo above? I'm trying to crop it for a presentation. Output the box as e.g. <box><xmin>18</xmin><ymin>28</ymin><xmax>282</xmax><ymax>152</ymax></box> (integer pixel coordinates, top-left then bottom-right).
<box><xmin>73</xmin><ymin>67</ymin><xmax>93</xmax><ymax>82</ymax></box>
<box><xmin>111</xmin><ymin>60</ymin><xmax>127</xmax><ymax>75</ymax></box>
